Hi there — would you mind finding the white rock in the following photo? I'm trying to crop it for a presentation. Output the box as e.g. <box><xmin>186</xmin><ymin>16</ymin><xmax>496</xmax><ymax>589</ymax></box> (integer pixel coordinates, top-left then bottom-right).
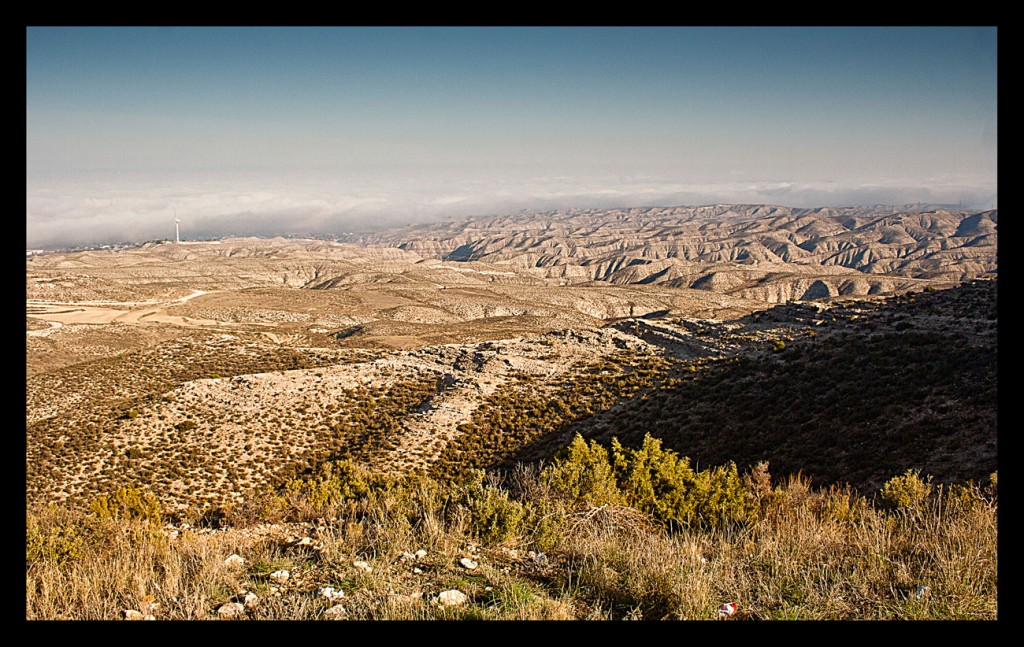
<box><xmin>400</xmin><ymin>551</ymin><xmax>416</xmax><ymax>562</ymax></box>
<box><xmin>295</xmin><ymin>536</ymin><xmax>314</xmax><ymax>546</ymax></box>
<box><xmin>319</xmin><ymin>586</ymin><xmax>345</xmax><ymax>602</ymax></box>
<box><xmin>353</xmin><ymin>560</ymin><xmax>373</xmax><ymax>572</ymax></box>
<box><xmin>459</xmin><ymin>557</ymin><xmax>478</xmax><ymax>570</ymax></box>
<box><xmin>415</xmin><ymin>549</ymin><xmax>428</xmax><ymax>559</ymax></box>
<box><xmin>217</xmin><ymin>602</ymin><xmax>246</xmax><ymax>618</ymax></box>
<box><xmin>438</xmin><ymin>589</ymin><xmax>468</xmax><ymax>606</ymax></box>
<box><xmin>123</xmin><ymin>609</ymin><xmax>145</xmax><ymax>620</ymax></box>
<box><xmin>269</xmin><ymin>569</ymin><xmax>290</xmax><ymax>582</ymax></box>
<box><xmin>243</xmin><ymin>591</ymin><xmax>259</xmax><ymax>609</ymax></box>
<box><xmin>413</xmin><ymin>567</ymin><xmax>423</xmax><ymax>574</ymax></box>
<box><xmin>324</xmin><ymin>603</ymin><xmax>347</xmax><ymax>619</ymax></box>
<box><xmin>224</xmin><ymin>553</ymin><xmax>245</xmax><ymax>567</ymax></box>
<box><xmin>143</xmin><ymin>614</ymin><xmax>156</xmax><ymax>621</ymax></box>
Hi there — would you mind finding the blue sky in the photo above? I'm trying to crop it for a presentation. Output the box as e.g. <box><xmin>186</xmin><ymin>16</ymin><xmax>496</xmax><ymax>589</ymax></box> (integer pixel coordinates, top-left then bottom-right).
<box><xmin>26</xmin><ymin>26</ymin><xmax>997</xmax><ymax>247</ymax></box>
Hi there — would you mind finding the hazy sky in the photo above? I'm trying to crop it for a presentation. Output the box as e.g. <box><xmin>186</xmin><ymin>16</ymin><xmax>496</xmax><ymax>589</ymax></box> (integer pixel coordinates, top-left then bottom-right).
<box><xmin>26</xmin><ymin>26</ymin><xmax>998</xmax><ymax>248</ymax></box>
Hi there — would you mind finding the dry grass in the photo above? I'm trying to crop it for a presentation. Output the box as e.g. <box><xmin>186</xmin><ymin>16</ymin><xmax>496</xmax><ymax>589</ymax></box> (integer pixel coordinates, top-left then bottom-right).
<box><xmin>26</xmin><ymin>461</ymin><xmax>997</xmax><ymax>621</ymax></box>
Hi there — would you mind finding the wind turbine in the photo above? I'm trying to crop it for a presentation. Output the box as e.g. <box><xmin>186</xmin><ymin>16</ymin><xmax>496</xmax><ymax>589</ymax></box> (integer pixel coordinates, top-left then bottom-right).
<box><xmin>174</xmin><ymin>208</ymin><xmax>180</xmax><ymax>243</ymax></box>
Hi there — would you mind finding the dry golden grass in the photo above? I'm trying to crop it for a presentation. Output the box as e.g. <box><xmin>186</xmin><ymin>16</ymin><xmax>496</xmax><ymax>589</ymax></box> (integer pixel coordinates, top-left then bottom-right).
<box><xmin>26</xmin><ymin>459</ymin><xmax>997</xmax><ymax>621</ymax></box>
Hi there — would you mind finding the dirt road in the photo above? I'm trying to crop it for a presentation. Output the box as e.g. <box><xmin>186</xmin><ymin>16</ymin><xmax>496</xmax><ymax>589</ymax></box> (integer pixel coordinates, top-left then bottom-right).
<box><xmin>26</xmin><ymin>289</ymin><xmax>232</xmax><ymax>332</ymax></box>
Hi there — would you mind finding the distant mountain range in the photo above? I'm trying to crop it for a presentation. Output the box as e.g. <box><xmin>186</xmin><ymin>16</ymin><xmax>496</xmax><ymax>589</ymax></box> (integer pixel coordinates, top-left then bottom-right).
<box><xmin>348</xmin><ymin>204</ymin><xmax>996</xmax><ymax>303</ymax></box>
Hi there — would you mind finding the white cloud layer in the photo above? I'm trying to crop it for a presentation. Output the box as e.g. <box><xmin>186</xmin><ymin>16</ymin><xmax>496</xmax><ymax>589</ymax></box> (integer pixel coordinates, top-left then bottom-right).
<box><xmin>26</xmin><ymin>170</ymin><xmax>998</xmax><ymax>249</ymax></box>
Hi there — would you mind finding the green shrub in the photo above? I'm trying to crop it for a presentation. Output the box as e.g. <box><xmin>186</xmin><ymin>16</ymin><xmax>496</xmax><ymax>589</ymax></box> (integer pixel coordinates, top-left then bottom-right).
<box><xmin>88</xmin><ymin>486</ymin><xmax>162</xmax><ymax>523</ymax></box>
<box><xmin>542</xmin><ymin>434</ymin><xmax>623</xmax><ymax>507</ymax></box>
<box><xmin>26</xmin><ymin>508</ymin><xmax>90</xmax><ymax>565</ymax></box>
<box><xmin>610</xmin><ymin>435</ymin><xmax>695</xmax><ymax>525</ymax></box>
<box><xmin>880</xmin><ymin>469</ymin><xmax>932</xmax><ymax>511</ymax></box>
<box><xmin>686</xmin><ymin>461</ymin><xmax>749</xmax><ymax>528</ymax></box>
<box><xmin>283</xmin><ymin>459</ymin><xmax>372</xmax><ymax>508</ymax></box>
<box><xmin>539</xmin><ymin>434</ymin><xmax>755</xmax><ymax>529</ymax></box>
<box><xmin>458</xmin><ymin>470</ymin><xmax>527</xmax><ymax>544</ymax></box>
<box><xmin>524</xmin><ymin>500</ymin><xmax>566</xmax><ymax>553</ymax></box>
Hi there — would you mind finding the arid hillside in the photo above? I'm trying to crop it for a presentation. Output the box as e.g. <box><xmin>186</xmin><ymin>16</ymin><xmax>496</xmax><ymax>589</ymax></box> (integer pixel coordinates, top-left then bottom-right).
<box><xmin>25</xmin><ymin>212</ymin><xmax>997</xmax><ymax>622</ymax></box>
<box><xmin>351</xmin><ymin>204</ymin><xmax>996</xmax><ymax>302</ymax></box>
<box><xmin>26</xmin><ymin>237</ymin><xmax>997</xmax><ymax>514</ymax></box>
<box><xmin>27</xmin><ymin>236</ymin><xmax>765</xmax><ymax>374</ymax></box>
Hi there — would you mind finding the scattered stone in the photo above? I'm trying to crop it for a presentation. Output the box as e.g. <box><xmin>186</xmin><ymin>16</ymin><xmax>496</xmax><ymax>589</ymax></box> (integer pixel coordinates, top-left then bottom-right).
<box><xmin>400</xmin><ymin>551</ymin><xmax>416</xmax><ymax>562</ymax></box>
<box><xmin>413</xmin><ymin>567</ymin><xmax>424</xmax><ymax>574</ymax></box>
<box><xmin>294</xmin><ymin>536</ymin><xmax>314</xmax><ymax>547</ymax></box>
<box><xmin>438</xmin><ymin>589</ymin><xmax>468</xmax><ymax>606</ymax></box>
<box><xmin>353</xmin><ymin>560</ymin><xmax>373</xmax><ymax>573</ymax></box>
<box><xmin>168</xmin><ymin>530</ymin><xmax>179</xmax><ymax>540</ymax></box>
<box><xmin>415</xmin><ymin>549</ymin><xmax>428</xmax><ymax>559</ymax></box>
<box><xmin>123</xmin><ymin>609</ymin><xmax>145</xmax><ymax>620</ymax></box>
<box><xmin>224</xmin><ymin>553</ymin><xmax>245</xmax><ymax>567</ymax></box>
<box><xmin>324</xmin><ymin>603</ymin><xmax>347</xmax><ymax>619</ymax></box>
<box><xmin>217</xmin><ymin>602</ymin><xmax>246</xmax><ymax>618</ymax></box>
<box><xmin>459</xmin><ymin>557</ymin><xmax>478</xmax><ymax>570</ymax></box>
<box><xmin>243</xmin><ymin>591</ymin><xmax>259</xmax><ymax>609</ymax></box>
<box><xmin>319</xmin><ymin>586</ymin><xmax>345</xmax><ymax>602</ymax></box>
<box><xmin>269</xmin><ymin>569</ymin><xmax>290</xmax><ymax>582</ymax></box>
<box><xmin>484</xmin><ymin>586</ymin><xmax>493</xmax><ymax>592</ymax></box>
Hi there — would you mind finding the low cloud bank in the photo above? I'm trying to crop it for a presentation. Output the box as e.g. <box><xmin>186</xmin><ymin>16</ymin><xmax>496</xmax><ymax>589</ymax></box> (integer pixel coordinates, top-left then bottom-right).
<box><xmin>26</xmin><ymin>170</ymin><xmax>997</xmax><ymax>249</ymax></box>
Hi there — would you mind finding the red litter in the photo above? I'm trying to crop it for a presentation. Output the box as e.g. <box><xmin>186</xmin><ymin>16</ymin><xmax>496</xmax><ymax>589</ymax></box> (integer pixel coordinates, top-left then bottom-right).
<box><xmin>718</xmin><ymin>602</ymin><xmax>737</xmax><ymax>618</ymax></box>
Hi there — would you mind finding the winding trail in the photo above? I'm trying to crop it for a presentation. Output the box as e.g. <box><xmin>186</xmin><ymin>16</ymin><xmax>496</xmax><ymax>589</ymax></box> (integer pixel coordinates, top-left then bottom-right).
<box><xmin>26</xmin><ymin>320</ymin><xmax>63</xmax><ymax>337</ymax></box>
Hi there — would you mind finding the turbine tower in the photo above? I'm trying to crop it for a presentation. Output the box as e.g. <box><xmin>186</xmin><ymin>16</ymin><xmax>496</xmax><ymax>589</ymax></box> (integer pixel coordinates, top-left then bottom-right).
<box><xmin>174</xmin><ymin>209</ymin><xmax>180</xmax><ymax>243</ymax></box>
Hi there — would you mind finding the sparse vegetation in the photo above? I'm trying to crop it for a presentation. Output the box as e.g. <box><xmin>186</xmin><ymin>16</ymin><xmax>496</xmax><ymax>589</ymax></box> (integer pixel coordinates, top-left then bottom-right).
<box><xmin>26</xmin><ymin>454</ymin><xmax>997</xmax><ymax>620</ymax></box>
<box><xmin>25</xmin><ymin>234</ymin><xmax>997</xmax><ymax>620</ymax></box>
